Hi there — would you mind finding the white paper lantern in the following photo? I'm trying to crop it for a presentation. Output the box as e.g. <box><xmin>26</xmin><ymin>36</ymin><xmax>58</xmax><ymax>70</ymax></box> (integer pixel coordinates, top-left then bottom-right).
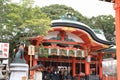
<box><xmin>57</xmin><ymin>49</ymin><xmax>60</xmax><ymax>55</ymax></box>
<box><xmin>67</xmin><ymin>49</ymin><xmax>69</xmax><ymax>56</ymax></box>
<box><xmin>86</xmin><ymin>55</ymin><xmax>91</xmax><ymax>62</ymax></box>
<box><xmin>74</xmin><ymin>50</ymin><xmax>77</xmax><ymax>57</ymax></box>
<box><xmin>48</xmin><ymin>48</ymin><xmax>51</xmax><ymax>55</ymax></box>
<box><xmin>81</xmin><ymin>50</ymin><xmax>85</xmax><ymax>57</ymax></box>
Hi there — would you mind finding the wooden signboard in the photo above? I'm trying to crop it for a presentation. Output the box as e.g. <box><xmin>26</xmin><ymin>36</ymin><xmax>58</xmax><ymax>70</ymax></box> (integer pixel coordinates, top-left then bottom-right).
<box><xmin>28</xmin><ymin>45</ymin><xmax>35</xmax><ymax>55</ymax></box>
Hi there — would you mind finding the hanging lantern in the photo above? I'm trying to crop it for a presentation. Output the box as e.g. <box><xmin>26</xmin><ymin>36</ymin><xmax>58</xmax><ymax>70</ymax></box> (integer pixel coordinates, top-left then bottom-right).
<box><xmin>67</xmin><ymin>49</ymin><xmax>69</xmax><ymax>56</ymax></box>
<box><xmin>57</xmin><ymin>49</ymin><xmax>60</xmax><ymax>55</ymax></box>
<box><xmin>48</xmin><ymin>48</ymin><xmax>51</xmax><ymax>55</ymax></box>
<box><xmin>86</xmin><ymin>55</ymin><xmax>91</xmax><ymax>62</ymax></box>
<box><xmin>74</xmin><ymin>50</ymin><xmax>77</xmax><ymax>57</ymax></box>
<box><xmin>81</xmin><ymin>50</ymin><xmax>85</xmax><ymax>57</ymax></box>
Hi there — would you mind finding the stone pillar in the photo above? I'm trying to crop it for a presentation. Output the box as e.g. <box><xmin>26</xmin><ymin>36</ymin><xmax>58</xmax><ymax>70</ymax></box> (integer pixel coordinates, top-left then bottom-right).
<box><xmin>10</xmin><ymin>63</ymin><xmax>29</xmax><ymax>80</ymax></box>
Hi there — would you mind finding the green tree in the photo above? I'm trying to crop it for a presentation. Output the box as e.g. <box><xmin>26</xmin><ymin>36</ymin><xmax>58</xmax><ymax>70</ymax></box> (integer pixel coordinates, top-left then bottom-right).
<box><xmin>0</xmin><ymin>0</ymin><xmax>51</xmax><ymax>59</ymax></box>
<box><xmin>41</xmin><ymin>4</ymin><xmax>87</xmax><ymax>22</ymax></box>
<box><xmin>7</xmin><ymin>3</ymin><xmax>51</xmax><ymax>37</ymax></box>
<box><xmin>90</xmin><ymin>15</ymin><xmax>115</xmax><ymax>40</ymax></box>
<box><xmin>1</xmin><ymin>1</ymin><xmax>51</xmax><ymax>43</ymax></box>
<box><xmin>0</xmin><ymin>0</ymin><xmax>10</xmax><ymax>42</ymax></box>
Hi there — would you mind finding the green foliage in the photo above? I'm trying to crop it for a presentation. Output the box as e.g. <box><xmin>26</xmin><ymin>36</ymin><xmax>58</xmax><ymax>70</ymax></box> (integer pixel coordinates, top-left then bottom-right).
<box><xmin>6</xmin><ymin>3</ymin><xmax>51</xmax><ymax>38</ymax></box>
<box><xmin>0</xmin><ymin>0</ymin><xmax>51</xmax><ymax>58</ymax></box>
<box><xmin>0</xmin><ymin>0</ymin><xmax>10</xmax><ymax>42</ymax></box>
<box><xmin>89</xmin><ymin>15</ymin><xmax>115</xmax><ymax>40</ymax></box>
<box><xmin>41</xmin><ymin>4</ymin><xmax>85</xmax><ymax>21</ymax></box>
<box><xmin>3</xmin><ymin>2</ymin><xmax>51</xmax><ymax>42</ymax></box>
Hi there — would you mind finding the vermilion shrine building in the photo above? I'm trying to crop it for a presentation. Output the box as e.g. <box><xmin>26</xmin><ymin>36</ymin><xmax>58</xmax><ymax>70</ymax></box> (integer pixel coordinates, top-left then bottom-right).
<box><xmin>24</xmin><ymin>16</ymin><xmax>115</xmax><ymax>80</ymax></box>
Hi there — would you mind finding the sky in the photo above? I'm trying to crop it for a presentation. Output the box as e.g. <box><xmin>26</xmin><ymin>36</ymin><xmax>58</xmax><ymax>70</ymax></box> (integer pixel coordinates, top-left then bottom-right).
<box><xmin>12</xmin><ymin>0</ymin><xmax>115</xmax><ymax>18</ymax></box>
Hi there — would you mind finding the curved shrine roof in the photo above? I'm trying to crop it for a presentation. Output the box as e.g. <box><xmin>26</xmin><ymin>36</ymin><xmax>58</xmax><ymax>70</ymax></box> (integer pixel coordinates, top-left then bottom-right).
<box><xmin>51</xmin><ymin>19</ymin><xmax>113</xmax><ymax>45</ymax></box>
<box><xmin>30</xmin><ymin>19</ymin><xmax>114</xmax><ymax>54</ymax></box>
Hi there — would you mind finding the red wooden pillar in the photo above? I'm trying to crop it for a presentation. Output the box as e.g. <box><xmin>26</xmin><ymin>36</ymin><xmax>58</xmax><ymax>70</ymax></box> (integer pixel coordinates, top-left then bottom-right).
<box><xmin>33</xmin><ymin>58</ymin><xmax>37</xmax><ymax>66</ymax></box>
<box><xmin>30</xmin><ymin>46</ymin><xmax>38</xmax><ymax>80</ymax></box>
<box><xmin>114</xmin><ymin>0</ymin><xmax>120</xmax><ymax>80</ymax></box>
<box><xmin>85</xmin><ymin>59</ymin><xmax>90</xmax><ymax>75</ymax></box>
<box><xmin>72</xmin><ymin>57</ymin><xmax>76</xmax><ymax>77</ymax></box>
<box><xmin>98</xmin><ymin>54</ymin><xmax>102</xmax><ymax>79</ymax></box>
<box><xmin>30</xmin><ymin>58</ymin><xmax>37</xmax><ymax>80</ymax></box>
<box><xmin>30</xmin><ymin>55</ymin><xmax>33</xmax><ymax>80</ymax></box>
<box><xmin>78</xmin><ymin>76</ymin><xmax>80</xmax><ymax>80</ymax></box>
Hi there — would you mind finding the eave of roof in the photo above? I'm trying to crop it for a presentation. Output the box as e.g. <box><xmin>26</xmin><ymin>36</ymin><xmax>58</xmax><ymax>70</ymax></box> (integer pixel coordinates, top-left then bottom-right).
<box><xmin>51</xmin><ymin>19</ymin><xmax>114</xmax><ymax>45</ymax></box>
<box><xmin>98</xmin><ymin>46</ymin><xmax>116</xmax><ymax>53</ymax></box>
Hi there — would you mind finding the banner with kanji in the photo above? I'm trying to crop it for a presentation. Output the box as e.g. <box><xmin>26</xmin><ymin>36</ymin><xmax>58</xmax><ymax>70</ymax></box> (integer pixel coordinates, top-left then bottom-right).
<box><xmin>0</xmin><ymin>43</ymin><xmax>9</xmax><ymax>58</ymax></box>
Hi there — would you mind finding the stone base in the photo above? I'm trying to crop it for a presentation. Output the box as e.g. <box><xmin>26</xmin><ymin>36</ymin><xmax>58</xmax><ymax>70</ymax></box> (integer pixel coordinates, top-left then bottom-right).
<box><xmin>10</xmin><ymin>63</ymin><xmax>29</xmax><ymax>80</ymax></box>
<box><xmin>0</xmin><ymin>65</ymin><xmax>5</xmax><ymax>79</ymax></box>
<box><xmin>34</xmin><ymin>71</ymin><xmax>42</xmax><ymax>80</ymax></box>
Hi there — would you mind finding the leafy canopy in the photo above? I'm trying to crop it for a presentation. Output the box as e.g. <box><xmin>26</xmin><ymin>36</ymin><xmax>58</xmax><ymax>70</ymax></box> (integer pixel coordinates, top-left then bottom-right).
<box><xmin>0</xmin><ymin>0</ymin><xmax>51</xmax><ymax>42</ymax></box>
